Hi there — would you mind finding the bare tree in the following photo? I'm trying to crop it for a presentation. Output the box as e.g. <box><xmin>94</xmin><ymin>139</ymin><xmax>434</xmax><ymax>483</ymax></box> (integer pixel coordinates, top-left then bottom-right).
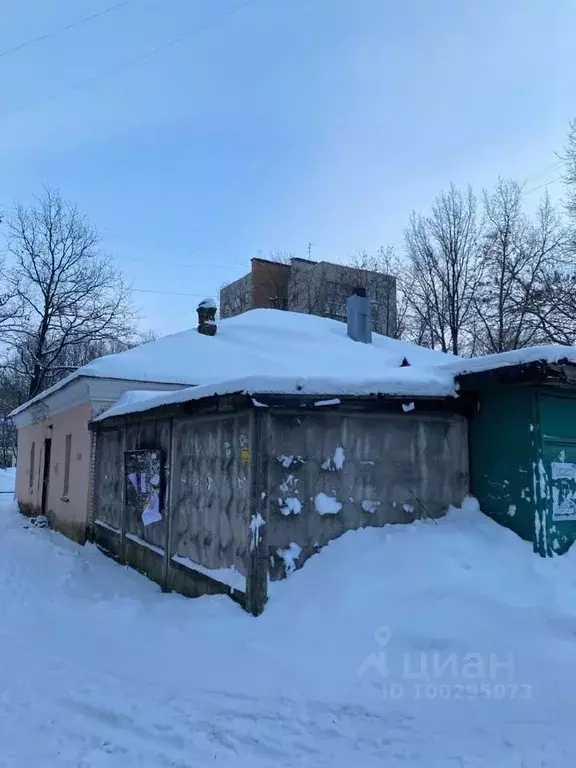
<box><xmin>404</xmin><ymin>184</ymin><xmax>482</xmax><ymax>355</ymax></box>
<box><xmin>52</xmin><ymin>329</ymin><xmax>158</xmax><ymax>371</ymax></box>
<box><xmin>5</xmin><ymin>188</ymin><xmax>135</xmax><ymax>399</ymax></box>
<box><xmin>563</xmin><ymin>118</ymin><xmax>576</xmax><ymax>220</ymax></box>
<box><xmin>521</xmin><ymin>196</ymin><xmax>574</xmax><ymax>345</ymax></box>
<box><xmin>0</xmin><ymin>361</ymin><xmax>27</xmax><ymax>466</ymax></box>
<box><xmin>471</xmin><ymin>183</ymin><xmax>571</xmax><ymax>351</ymax></box>
<box><xmin>0</xmin><ymin>256</ymin><xmax>18</xmax><ymax>332</ymax></box>
<box><xmin>473</xmin><ymin>179</ymin><xmax>535</xmax><ymax>352</ymax></box>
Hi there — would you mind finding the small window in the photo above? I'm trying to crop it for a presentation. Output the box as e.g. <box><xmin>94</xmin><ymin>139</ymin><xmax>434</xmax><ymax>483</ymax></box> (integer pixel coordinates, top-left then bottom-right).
<box><xmin>29</xmin><ymin>442</ymin><xmax>35</xmax><ymax>489</ymax></box>
<box><xmin>63</xmin><ymin>434</ymin><xmax>72</xmax><ymax>498</ymax></box>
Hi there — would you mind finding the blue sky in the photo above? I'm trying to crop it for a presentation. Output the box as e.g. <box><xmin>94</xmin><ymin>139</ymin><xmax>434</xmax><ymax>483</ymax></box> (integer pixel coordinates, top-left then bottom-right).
<box><xmin>1</xmin><ymin>0</ymin><xmax>574</xmax><ymax>335</ymax></box>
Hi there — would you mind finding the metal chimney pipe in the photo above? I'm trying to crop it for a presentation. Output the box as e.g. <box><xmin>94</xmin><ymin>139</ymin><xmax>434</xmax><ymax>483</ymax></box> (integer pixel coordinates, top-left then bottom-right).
<box><xmin>346</xmin><ymin>287</ymin><xmax>372</xmax><ymax>344</ymax></box>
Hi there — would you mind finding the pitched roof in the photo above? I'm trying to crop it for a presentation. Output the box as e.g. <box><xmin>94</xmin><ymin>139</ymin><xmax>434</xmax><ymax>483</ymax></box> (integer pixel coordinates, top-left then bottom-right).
<box><xmin>13</xmin><ymin>308</ymin><xmax>576</xmax><ymax>422</ymax></box>
<box><xmin>11</xmin><ymin>309</ymin><xmax>453</xmax><ymax>417</ymax></box>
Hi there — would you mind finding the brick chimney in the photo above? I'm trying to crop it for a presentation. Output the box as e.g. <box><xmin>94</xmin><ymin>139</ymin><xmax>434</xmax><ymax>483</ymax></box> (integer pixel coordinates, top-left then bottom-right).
<box><xmin>197</xmin><ymin>298</ymin><xmax>217</xmax><ymax>336</ymax></box>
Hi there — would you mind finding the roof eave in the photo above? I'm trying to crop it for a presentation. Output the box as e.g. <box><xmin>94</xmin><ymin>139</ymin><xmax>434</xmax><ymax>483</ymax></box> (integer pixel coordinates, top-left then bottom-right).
<box><xmin>10</xmin><ymin>372</ymin><xmax>195</xmax><ymax>419</ymax></box>
<box><xmin>456</xmin><ymin>358</ymin><xmax>576</xmax><ymax>392</ymax></box>
<box><xmin>91</xmin><ymin>390</ymin><xmax>464</xmax><ymax>428</ymax></box>
<box><xmin>9</xmin><ymin>372</ymin><xmax>84</xmax><ymax>418</ymax></box>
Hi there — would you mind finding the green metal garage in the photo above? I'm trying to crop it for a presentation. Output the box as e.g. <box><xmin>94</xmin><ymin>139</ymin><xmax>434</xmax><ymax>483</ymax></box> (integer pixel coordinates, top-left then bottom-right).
<box><xmin>458</xmin><ymin>351</ymin><xmax>576</xmax><ymax>556</ymax></box>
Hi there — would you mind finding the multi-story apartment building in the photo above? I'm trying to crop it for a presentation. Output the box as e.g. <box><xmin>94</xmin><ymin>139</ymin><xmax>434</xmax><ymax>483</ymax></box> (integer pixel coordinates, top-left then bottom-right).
<box><xmin>220</xmin><ymin>257</ymin><xmax>397</xmax><ymax>337</ymax></box>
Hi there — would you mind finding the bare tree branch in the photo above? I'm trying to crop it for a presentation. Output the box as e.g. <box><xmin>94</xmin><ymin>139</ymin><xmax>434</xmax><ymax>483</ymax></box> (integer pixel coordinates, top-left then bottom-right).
<box><xmin>5</xmin><ymin>187</ymin><xmax>136</xmax><ymax>398</ymax></box>
<box><xmin>404</xmin><ymin>184</ymin><xmax>482</xmax><ymax>355</ymax></box>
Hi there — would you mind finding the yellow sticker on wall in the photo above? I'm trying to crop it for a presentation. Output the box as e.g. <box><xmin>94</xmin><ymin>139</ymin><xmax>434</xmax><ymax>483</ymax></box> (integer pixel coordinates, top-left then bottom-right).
<box><xmin>240</xmin><ymin>446</ymin><xmax>250</xmax><ymax>463</ymax></box>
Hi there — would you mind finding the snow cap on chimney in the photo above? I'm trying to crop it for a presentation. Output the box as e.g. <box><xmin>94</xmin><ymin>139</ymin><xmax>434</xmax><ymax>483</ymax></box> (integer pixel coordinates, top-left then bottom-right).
<box><xmin>197</xmin><ymin>298</ymin><xmax>217</xmax><ymax>336</ymax></box>
<box><xmin>346</xmin><ymin>287</ymin><xmax>372</xmax><ymax>344</ymax></box>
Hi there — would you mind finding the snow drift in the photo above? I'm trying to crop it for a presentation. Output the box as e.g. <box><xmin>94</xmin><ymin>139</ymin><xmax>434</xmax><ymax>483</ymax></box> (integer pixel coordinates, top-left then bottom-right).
<box><xmin>0</xmin><ymin>494</ymin><xmax>575</xmax><ymax>765</ymax></box>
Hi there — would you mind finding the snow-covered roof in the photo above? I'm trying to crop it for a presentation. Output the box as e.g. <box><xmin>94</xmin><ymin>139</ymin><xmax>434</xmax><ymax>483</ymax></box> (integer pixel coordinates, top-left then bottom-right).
<box><xmin>15</xmin><ymin>307</ymin><xmax>576</xmax><ymax>422</ymax></box>
<box><xmin>11</xmin><ymin>309</ymin><xmax>453</xmax><ymax>417</ymax></box>
<box><xmin>444</xmin><ymin>345</ymin><xmax>576</xmax><ymax>377</ymax></box>
<box><xmin>95</xmin><ymin>336</ymin><xmax>576</xmax><ymax>422</ymax></box>
<box><xmin>95</xmin><ymin>369</ymin><xmax>456</xmax><ymax>422</ymax></box>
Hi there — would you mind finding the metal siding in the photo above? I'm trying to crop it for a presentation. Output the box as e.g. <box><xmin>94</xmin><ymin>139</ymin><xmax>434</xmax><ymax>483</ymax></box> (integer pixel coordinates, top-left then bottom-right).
<box><xmin>469</xmin><ymin>388</ymin><xmax>539</xmax><ymax>546</ymax></box>
<box><xmin>538</xmin><ymin>392</ymin><xmax>576</xmax><ymax>555</ymax></box>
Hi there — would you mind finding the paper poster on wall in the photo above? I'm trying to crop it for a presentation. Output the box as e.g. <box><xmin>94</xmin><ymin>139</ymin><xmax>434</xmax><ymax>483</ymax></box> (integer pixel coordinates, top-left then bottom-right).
<box><xmin>551</xmin><ymin>462</ymin><xmax>576</xmax><ymax>480</ymax></box>
<box><xmin>552</xmin><ymin>497</ymin><xmax>576</xmax><ymax>521</ymax></box>
<box><xmin>142</xmin><ymin>490</ymin><xmax>162</xmax><ymax>526</ymax></box>
<box><xmin>124</xmin><ymin>450</ymin><xmax>163</xmax><ymax>527</ymax></box>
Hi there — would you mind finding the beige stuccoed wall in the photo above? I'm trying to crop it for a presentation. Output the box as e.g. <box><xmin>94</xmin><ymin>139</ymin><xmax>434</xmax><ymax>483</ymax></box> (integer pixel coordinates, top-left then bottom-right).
<box><xmin>16</xmin><ymin>401</ymin><xmax>93</xmax><ymax>542</ymax></box>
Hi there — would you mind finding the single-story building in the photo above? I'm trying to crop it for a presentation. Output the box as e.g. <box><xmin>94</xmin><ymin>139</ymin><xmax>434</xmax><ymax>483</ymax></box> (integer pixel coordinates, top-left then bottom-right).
<box><xmin>10</xmin><ymin>298</ymin><xmax>453</xmax><ymax>545</ymax></box>
<box><xmin>91</xmin><ymin>374</ymin><xmax>469</xmax><ymax>615</ymax></box>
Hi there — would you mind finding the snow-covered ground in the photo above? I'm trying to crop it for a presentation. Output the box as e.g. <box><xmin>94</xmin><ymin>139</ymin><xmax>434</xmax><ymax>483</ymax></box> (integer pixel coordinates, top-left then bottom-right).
<box><xmin>1</xmin><ymin>495</ymin><xmax>575</xmax><ymax>766</ymax></box>
<box><xmin>0</xmin><ymin>467</ymin><xmax>15</xmax><ymax>494</ymax></box>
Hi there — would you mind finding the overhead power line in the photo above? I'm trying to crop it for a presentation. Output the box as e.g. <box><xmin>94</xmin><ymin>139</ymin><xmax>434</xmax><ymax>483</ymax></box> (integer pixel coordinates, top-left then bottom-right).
<box><xmin>384</xmin><ymin>166</ymin><xmax>566</xmax><ymax>253</ymax></box>
<box><xmin>0</xmin><ymin>0</ymin><xmax>260</xmax><ymax>122</ymax></box>
<box><xmin>0</xmin><ymin>0</ymin><xmax>135</xmax><ymax>60</ymax></box>
<box><xmin>134</xmin><ymin>288</ymin><xmax>215</xmax><ymax>297</ymax></box>
<box><xmin>523</xmin><ymin>175</ymin><xmax>564</xmax><ymax>196</ymax></box>
<box><xmin>122</xmin><ymin>255</ymin><xmax>246</xmax><ymax>269</ymax></box>
<box><xmin>522</xmin><ymin>160</ymin><xmax>564</xmax><ymax>184</ymax></box>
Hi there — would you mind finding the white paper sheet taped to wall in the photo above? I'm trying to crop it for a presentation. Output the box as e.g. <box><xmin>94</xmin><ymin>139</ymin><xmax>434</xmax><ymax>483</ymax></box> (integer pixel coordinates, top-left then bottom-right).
<box><xmin>142</xmin><ymin>490</ymin><xmax>162</xmax><ymax>526</ymax></box>
<box><xmin>551</xmin><ymin>462</ymin><xmax>576</xmax><ymax>481</ymax></box>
